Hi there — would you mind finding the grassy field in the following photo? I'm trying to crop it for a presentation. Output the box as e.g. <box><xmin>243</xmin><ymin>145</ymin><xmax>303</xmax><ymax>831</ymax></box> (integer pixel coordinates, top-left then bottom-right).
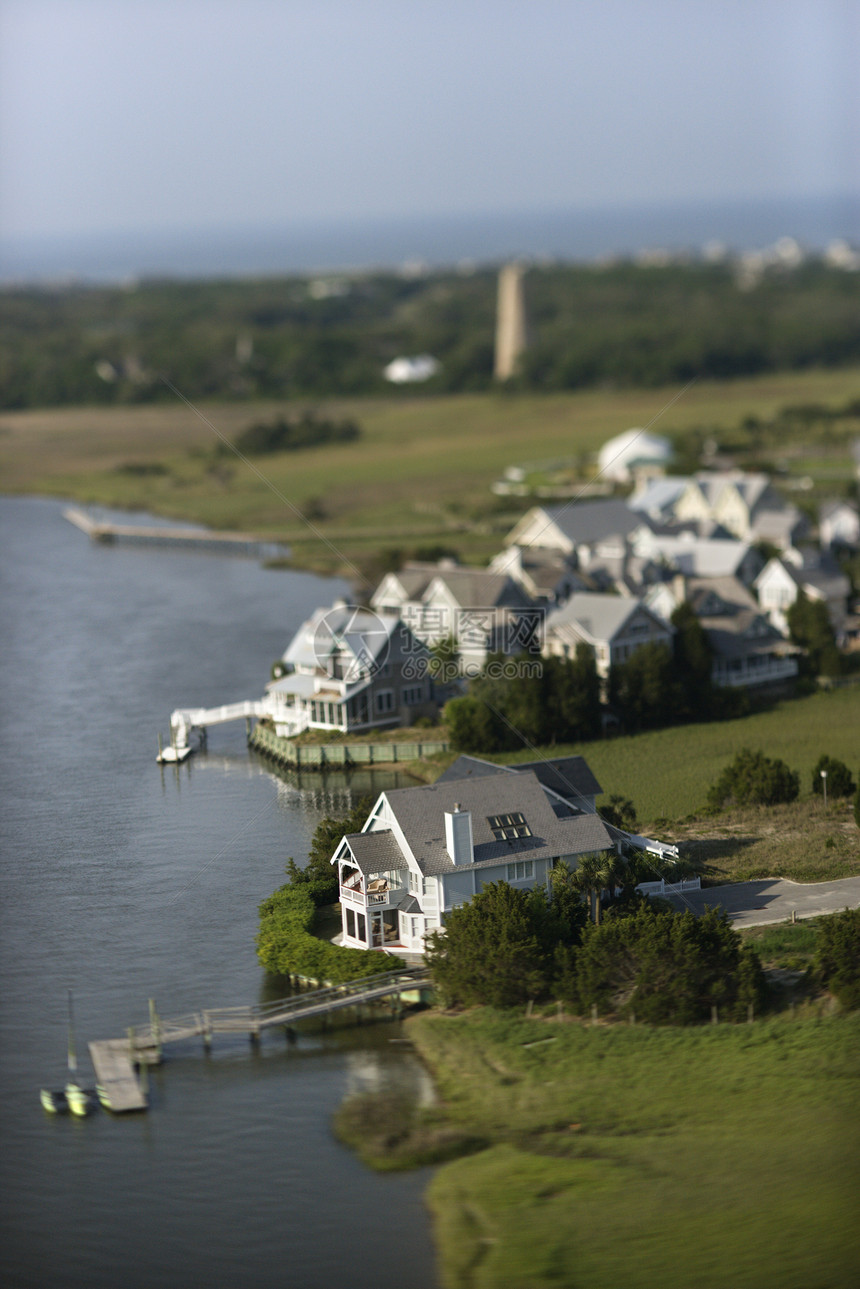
<box><xmin>397</xmin><ymin>1008</ymin><xmax>860</xmax><ymax>1289</ymax></box>
<box><xmin>2</xmin><ymin>366</ymin><xmax>859</xmax><ymax>577</ymax></box>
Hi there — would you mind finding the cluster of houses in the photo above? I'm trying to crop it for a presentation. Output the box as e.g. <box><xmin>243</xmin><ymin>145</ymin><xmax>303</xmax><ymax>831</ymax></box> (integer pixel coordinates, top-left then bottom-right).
<box><xmin>262</xmin><ymin>460</ymin><xmax>858</xmax><ymax>741</ymax></box>
<box><xmin>249</xmin><ymin>445</ymin><xmax>860</xmax><ymax>957</ymax></box>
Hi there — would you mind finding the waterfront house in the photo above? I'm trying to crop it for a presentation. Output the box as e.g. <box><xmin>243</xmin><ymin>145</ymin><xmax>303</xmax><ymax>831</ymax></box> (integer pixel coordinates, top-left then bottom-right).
<box><xmin>372</xmin><ymin>563</ymin><xmax>538</xmax><ymax>673</ymax></box>
<box><xmin>265</xmin><ymin>602</ymin><xmax>435</xmax><ymax>737</ymax></box>
<box><xmin>331</xmin><ymin>763</ymin><xmax>613</xmax><ymax>954</ymax></box>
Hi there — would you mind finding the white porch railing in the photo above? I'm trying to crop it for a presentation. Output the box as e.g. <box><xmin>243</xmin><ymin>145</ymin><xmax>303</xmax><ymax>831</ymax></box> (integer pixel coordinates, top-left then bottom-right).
<box><xmin>635</xmin><ymin>877</ymin><xmax>701</xmax><ymax>896</ymax></box>
<box><xmin>340</xmin><ymin>885</ymin><xmax>399</xmax><ymax>908</ymax></box>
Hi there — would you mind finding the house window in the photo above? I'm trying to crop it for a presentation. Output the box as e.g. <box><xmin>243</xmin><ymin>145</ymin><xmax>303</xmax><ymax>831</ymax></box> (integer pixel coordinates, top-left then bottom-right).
<box><xmin>345</xmin><ymin>907</ymin><xmax>356</xmax><ymax>939</ymax></box>
<box><xmin>506</xmin><ymin>860</ymin><xmax>534</xmax><ymax>882</ymax></box>
<box><xmin>402</xmin><ymin>684</ymin><xmax>424</xmax><ymax>705</ymax></box>
<box><xmin>488</xmin><ymin>812</ymin><xmax>532</xmax><ymax>841</ymax></box>
<box><xmin>375</xmin><ymin>690</ymin><xmax>394</xmax><ymax>714</ymax></box>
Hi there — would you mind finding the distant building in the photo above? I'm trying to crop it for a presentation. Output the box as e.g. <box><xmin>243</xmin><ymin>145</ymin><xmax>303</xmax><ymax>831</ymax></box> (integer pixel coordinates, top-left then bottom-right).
<box><xmin>494</xmin><ymin>263</ymin><xmax>529</xmax><ymax>380</ymax></box>
<box><xmin>597</xmin><ymin>428</ymin><xmax>672</xmax><ymax>484</ymax></box>
<box><xmin>383</xmin><ymin>354</ymin><xmax>440</xmax><ymax>384</ymax></box>
<box><xmin>544</xmin><ymin>593</ymin><xmax>674</xmax><ymax>681</ymax></box>
<box><xmin>371</xmin><ymin>563</ymin><xmax>537</xmax><ymax>673</ymax></box>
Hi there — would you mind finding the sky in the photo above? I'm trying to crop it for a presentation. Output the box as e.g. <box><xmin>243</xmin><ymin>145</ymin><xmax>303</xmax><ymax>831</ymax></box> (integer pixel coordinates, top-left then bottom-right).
<box><xmin>0</xmin><ymin>0</ymin><xmax>858</xmax><ymax>242</ymax></box>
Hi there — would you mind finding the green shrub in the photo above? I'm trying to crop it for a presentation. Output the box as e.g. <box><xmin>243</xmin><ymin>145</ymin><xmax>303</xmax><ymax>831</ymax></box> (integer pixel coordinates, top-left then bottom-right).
<box><xmin>256</xmin><ymin>884</ymin><xmax>404</xmax><ymax>982</ymax></box>
<box><xmin>707</xmin><ymin>747</ymin><xmax>800</xmax><ymax>810</ymax></box>
<box><xmin>571</xmin><ymin>904</ymin><xmax>765</xmax><ymax>1024</ymax></box>
<box><xmin>814</xmin><ymin>908</ymin><xmax>860</xmax><ymax>1009</ymax></box>
<box><xmin>811</xmin><ymin>755</ymin><xmax>856</xmax><ymax>798</ymax></box>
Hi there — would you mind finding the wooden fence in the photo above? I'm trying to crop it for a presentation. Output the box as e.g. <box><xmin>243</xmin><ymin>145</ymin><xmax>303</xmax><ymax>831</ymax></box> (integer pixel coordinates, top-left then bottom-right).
<box><xmin>248</xmin><ymin>722</ymin><xmax>449</xmax><ymax>769</ymax></box>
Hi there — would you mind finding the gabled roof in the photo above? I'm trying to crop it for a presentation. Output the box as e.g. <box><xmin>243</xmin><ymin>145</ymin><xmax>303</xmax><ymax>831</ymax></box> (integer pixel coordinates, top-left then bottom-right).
<box><xmin>628</xmin><ymin>476</ymin><xmax>690</xmax><ymax>519</ymax></box>
<box><xmin>508</xmin><ymin>500</ymin><xmax>643</xmax><ymax>550</ymax></box>
<box><xmin>437</xmin><ymin>753</ymin><xmax>603</xmax><ymax>805</ymax></box>
<box><xmin>339</xmin><ymin>830</ymin><xmax>409</xmax><ymax>875</ymax></box>
<box><xmin>381</xmin><ymin>771</ymin><xmax>612</xmax><ymax>877</ymax></box>
<box><xmin>633</xmin><ymin>531</ymin><xmax>760</xmax><ymax>579</ymax></box>
<box><xmin>546</xmin><ymin>593</ymin><xmax>668</xmax><ymax>645</ymax></box>
<box><xmin>425</xmin><ymin>567</ymin><xmax>534</xmax><ymax>610</ymax></box>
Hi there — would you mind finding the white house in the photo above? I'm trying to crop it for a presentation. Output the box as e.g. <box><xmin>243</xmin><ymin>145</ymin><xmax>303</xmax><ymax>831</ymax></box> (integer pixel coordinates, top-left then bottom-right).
<box><xmin>331</xmin><ymin>764</ymin><xmax>613</xmax><ymax>954</ymax></box>
<box><xmin>646</xmin><ymin>574</ymin><xmax>800</xmax><ymax>690</ymax></box>
<box><xmin>372</xmin><ymin>563</ymin><xmax>538</xmax><ymax>673</ymax></box>
<box><xmin>819</xmin><ymin>500</ymin><xmax>860</xmax><ymax>551</ymax></box>
<box><xmin>673</xmin><ymin>471</ymin><xmax>805</xmax><ymax>547</ymax></box>
<box><xmin>383</xmin><ymin>355</ymin><xmax>440</xmax><ymax>383</ymax></box>
<box><xmin>265</xmin><ymin>603</ymin><xmax>435</xmax><ymax>737</ymax></box>
<box><xmin>631</xmin><ymin>529</ymin><xmax>764</xmax><ymax>585</ymax></box>
<box><xmin>543</xmin><ymin>593</ymin><xmax>674</xmax><ymax>680</ymax></box>
<box><xmin>754</xmin><ymin>552</ymin><xmax>851</xmax><ymax>639</ymax></box>
<box><xmin>597</xmin><ymin>428</ymin><xmax>672</xmax><ymax>484</ymax></box>
<box><xmin>506</xmin><ymin>500</ymin><xmax>645</xmax><ymax>561</ymax></box>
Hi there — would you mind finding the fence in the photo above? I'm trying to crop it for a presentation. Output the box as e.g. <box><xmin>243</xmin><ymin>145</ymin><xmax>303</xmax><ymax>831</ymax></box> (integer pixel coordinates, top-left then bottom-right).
<box><xmin>635</xmin><ymin>877</ymin><xmax>702</xmax><ymax>896</ymax></box>
<box><xmin>248</xmin><ymin>722</ymin><xmax>449</xmax><ymax>769</ymax></box>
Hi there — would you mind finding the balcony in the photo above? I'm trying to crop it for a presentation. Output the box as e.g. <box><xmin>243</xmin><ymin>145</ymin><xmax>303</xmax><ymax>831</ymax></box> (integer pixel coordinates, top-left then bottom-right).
<box><xmin>339</xmin><ymin>878</ymin><xmax>400</xmax><ymax>909</ymax></box>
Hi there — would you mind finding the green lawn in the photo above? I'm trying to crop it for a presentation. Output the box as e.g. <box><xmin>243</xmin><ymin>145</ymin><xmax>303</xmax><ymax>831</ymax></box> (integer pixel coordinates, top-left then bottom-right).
<box><xmin>405</xmin><ymin>1009</ymin><xmax>860</xmax><ymax>1289</ymax></box>
<box><xmin>3</xmin><ymin>366</ymin><xmax>859</xmax><ymax>576</ymax></box>
<box><xmin>494</xmin><ymin>684</ymin><xmax>860</xmax><ymax>823</ymax></box>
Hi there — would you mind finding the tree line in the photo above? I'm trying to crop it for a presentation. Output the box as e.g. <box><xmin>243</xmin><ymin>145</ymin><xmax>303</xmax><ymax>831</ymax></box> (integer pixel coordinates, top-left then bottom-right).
<box><xmin>444</xmin><ymin>603</ymin><xmax>748</xmax><ymax>753</ymax></box>
<box><xmin>3</xmin><ymin>259</ymin><xmax>860</xmax><ymax>408</ymax></box>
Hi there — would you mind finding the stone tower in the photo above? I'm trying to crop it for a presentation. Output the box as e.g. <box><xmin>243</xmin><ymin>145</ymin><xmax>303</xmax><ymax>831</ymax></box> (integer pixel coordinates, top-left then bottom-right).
<box><xmin>494</xmin><ymin>262</ymin><xmax>528</xmax><ymax>381</ymax></box>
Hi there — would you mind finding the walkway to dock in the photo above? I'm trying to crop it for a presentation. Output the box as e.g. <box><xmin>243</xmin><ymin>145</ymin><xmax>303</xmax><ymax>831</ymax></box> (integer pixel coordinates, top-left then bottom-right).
<box><xmin>171</xmin><ymin>700</ymin><xmax>266</xmax><ymax>748</ymax></box>
<box><xmin>89</xmin><ymin>967</ymin><xmax>431</xmax><ymax>1112</ymax></box>
<box><xmin>63</xmin><ymin>506</ymin><xmax>282</xmax><ymax>558</ymax></box>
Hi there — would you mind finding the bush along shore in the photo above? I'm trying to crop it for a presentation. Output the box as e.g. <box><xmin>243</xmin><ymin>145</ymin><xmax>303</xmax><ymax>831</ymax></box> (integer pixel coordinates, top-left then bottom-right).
<box><xmin>256</xmin><ymin>796</ymin><xmax>406</xmax><ymax>984</ymax></box>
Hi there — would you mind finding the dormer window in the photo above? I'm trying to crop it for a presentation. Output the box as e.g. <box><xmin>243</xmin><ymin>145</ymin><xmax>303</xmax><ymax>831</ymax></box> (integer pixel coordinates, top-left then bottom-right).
<box><xmin>487</xmin><ymin>812</ymin><xmax>532</xmax><ymax>841</ymax></box>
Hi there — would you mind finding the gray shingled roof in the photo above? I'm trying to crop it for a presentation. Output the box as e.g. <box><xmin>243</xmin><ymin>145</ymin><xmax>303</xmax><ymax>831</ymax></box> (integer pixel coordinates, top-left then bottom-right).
<box><xmin>437</xmin><ymin>754</ymin><xmax>603</xmax><ymax>805</ymax></box>
<box><xmin>383</xmin><ymin>770</ymin><xmax>612</xmax><ymax>877</ymax></box>
<box><xmin>341</xmin><ymin>830</ymin><xmax>409</xmax><ymax>875</ymax></box>
<box><xmin>543</xmin><ymin>499</ymin><xmax>642</xmax><ymax>545</ymax></box>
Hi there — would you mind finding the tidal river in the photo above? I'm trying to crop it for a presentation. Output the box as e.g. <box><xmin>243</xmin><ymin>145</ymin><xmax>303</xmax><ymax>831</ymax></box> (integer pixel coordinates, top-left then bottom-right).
<box><xmin>0</xmin><ymin>496</ymin><xmax>439</xmax><ymax>1289</ymax></box>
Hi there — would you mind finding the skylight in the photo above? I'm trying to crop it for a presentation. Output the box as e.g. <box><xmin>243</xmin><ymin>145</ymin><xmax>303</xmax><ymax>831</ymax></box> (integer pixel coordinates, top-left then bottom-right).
<box><xmin>487</xmin><ymin>812</ymin><xmax>532</xmax><ymax>841</ymax></box>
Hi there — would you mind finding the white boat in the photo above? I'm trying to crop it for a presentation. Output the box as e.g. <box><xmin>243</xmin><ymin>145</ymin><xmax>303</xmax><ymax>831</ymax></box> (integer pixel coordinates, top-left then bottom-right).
<box><xmin>156</xmin><ymin>734</ymin><xmax>192</xmax><ymax>764</ymax></box>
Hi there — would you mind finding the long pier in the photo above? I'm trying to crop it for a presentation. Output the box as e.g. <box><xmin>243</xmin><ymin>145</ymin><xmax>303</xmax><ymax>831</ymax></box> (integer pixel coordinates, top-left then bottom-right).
<box><xmin>88</xmin><ymin>967</ymin><xmax>431</xmax><ymax>1112</ymax></box>
<box><xmin>63</xmin><ymin>506</ymin><xmax>283</xmax><ymax>558</ymax></box>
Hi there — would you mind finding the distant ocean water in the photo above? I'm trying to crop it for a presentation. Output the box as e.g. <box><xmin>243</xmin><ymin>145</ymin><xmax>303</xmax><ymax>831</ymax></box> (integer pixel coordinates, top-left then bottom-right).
<box><xmin>1</xmin><ymin>193</ymin><xmax>858</xmax><ymax>284</ymax></box>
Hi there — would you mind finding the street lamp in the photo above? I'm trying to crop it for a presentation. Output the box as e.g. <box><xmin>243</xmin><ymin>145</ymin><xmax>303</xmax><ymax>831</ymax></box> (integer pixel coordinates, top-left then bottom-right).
<box><xmin>820</xmin><ymin>768</ymin><xmax>828</xmax><ymax>812</ymax></box>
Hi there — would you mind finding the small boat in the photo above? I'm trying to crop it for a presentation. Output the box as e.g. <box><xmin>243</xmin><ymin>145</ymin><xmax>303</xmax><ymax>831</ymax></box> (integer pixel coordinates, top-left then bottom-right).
<box><xmin>41</xmin><ymin>991</ymin><xmax>97</xmax><ymax>1117</ymax></box>
<box><xmin>156</xmin><ymin>732</ymin><xmax>193</xmax><ymax>764</ymax></box>
<box><xmin>40</xmin><ymin>1087</ymin><xmax>69</xmax><ymax>1114</ymax></box>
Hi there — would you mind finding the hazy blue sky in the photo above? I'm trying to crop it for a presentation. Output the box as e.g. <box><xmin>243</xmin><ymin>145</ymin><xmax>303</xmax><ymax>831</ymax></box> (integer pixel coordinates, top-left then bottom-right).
<box><xmin>1</xmin><ymin>0</ymin><xmax>857</xmax><ymax>240</ymax></box>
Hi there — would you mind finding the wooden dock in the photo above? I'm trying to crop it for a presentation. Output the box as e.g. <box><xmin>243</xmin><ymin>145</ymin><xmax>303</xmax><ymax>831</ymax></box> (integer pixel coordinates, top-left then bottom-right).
<box><xmin>88</xmin><ymin>968</ymin><xmax>431</xmax><ymax>1112</ymax></box>
<box><xmin>62</xmin><ymin>507</ymin><xmax>282</xmax><ymax>558</ymax></box>
<box><xmin>88</xmin><ymin>1039</ymin><xmax>148</xmax><ymax>1113</ymax></box>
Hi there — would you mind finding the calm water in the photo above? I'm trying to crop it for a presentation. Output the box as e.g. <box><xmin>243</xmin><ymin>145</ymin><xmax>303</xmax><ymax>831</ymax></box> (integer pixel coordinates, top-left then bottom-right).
<box><xmin>0</xmin><ymin>496</ymin><xmax>438</xmax><ymax>1289</ymax></box>
<box><xmin>2</xmin><ymin>193</ymin><xmax>857</xmax><ymax>281</ymax></box>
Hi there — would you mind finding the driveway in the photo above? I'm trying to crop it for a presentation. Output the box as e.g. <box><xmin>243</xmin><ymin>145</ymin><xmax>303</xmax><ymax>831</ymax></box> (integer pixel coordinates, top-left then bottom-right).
<box><xmin>665</xmin><ymin>876</ymin><xmax>860</xmax><ymax>928</ymax></box>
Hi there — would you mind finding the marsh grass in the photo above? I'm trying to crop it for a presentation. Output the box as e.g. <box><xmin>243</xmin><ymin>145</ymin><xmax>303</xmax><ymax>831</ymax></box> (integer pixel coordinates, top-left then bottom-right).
<box><xmin>406</xmin><ymin>1009</ymin><xmax>860</xmax><ymax>1289</ymax></box>
<box><xmin>3</xmin><ymin>367</ymin><xmax>859</xmax><ymax>575</ymax></box>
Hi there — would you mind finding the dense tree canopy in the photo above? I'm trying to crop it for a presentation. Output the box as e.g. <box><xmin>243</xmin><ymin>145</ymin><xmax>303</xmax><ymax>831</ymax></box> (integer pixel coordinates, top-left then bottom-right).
<box><xmin>569</xmin><ymin>905</ymin><xmax>765</xmax><ymax>1023</ymax></box>
<box><xmin>3</xmin><ymin>260</ymin><xmax>860</xmax><ymax>409</ymax></box>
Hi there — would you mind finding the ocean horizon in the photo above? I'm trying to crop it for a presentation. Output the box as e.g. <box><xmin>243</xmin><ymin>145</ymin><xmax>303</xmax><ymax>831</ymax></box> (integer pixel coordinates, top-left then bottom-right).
<box><xmin>1</xmin><ymin>192</ymin><xmax>858</xmax><ymax>285</ymax></box>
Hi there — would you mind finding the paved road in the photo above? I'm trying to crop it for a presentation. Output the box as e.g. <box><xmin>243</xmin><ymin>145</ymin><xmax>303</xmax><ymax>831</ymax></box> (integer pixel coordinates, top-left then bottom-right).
<box><xmin>666</xmin><ymin>876</ymin><xmax>860</xmax><ymax>927</ymax></box>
